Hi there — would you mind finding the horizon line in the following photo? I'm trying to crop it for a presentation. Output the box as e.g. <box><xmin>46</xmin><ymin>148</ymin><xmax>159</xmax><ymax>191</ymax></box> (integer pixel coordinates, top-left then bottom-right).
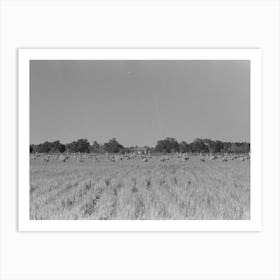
<box><xmin>30</xmin><ymin>137</ymin><xmax>251</xmax><ymax>147</ymax></box>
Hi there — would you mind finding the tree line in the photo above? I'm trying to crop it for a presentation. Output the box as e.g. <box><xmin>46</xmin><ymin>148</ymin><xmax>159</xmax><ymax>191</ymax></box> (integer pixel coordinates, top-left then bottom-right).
<box><xmin>30</xmin><ymin>137</ymin><xmax>250</xmax><ymax>154</ymax></box>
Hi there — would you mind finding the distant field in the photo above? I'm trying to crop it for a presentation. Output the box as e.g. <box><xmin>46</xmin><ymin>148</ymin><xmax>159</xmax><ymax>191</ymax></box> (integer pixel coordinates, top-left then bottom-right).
<box><xmin>30</xmin><ymin>155</ymin><xmax>250</xmax><ymax>220</ymax></box>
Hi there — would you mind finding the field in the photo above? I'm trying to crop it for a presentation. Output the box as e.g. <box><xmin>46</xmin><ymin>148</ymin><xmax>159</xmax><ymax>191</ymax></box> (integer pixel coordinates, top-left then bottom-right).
<box><xmin>30</xmin><ymin>155</ymin><xmax>250</xmax><ymax>220</ymax></box>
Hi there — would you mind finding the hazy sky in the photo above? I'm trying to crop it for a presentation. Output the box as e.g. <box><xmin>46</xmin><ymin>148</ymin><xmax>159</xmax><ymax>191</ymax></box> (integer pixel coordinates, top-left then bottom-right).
<box><xmin>30</xmin><ymin>60</ymin><xmax>250</xmax><ymax>146</ymax></box>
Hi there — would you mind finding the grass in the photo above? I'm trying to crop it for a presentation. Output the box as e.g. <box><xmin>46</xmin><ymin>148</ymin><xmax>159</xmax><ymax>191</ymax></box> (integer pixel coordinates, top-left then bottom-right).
<box><xmin>30</xmin><ymin>155</ymin><xmax>250</xmax><ymax>220</ymax></box>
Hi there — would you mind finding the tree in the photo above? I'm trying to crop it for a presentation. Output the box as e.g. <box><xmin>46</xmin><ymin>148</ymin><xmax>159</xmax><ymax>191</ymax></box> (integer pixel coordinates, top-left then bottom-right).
<box><xmin>154</xmin><ymin>137</ymin><xmax>179</xmax><ymax>153</ymax></box>
<box><xmin>49</xmin><ymin>140</ymin><xmax>65</xmax><ymax>153</ymax></box>
<box><xmin>221</xmin><ymin>142</ymin><xmax>230</xmax><ymax>153</ymax></box>
<box><xmin>179</xmin><ymin>141</ymin><xmax>191</xmax><ymax>153</ymax></box>
<box><xmin>103</xmin><ymin>138</ymin><xmax>124</xmax><ymax>153</ymax></box>
<box><xmin>76</xmin><ymin>139</ymin><xmax>90</xmax><ymax>153</ymax></box>
<box><xmin>65</xmin><ymin>139</ymin><xmax>90</xmax><ymax>153</ymax></box>
<box><xmin>30</xmin><ymin>137</ymin><xmax>250</xmax><ymax>155</ymax></box>
<box><xmin>30</xmin><ymin>145</ymin><xmax>34</xmax><ymax>153</ymax></box>
<box><xmin>228</xmin><ymin>142</ymin><xmax>250</xmax><ymax>153</ymax></box>
<box><xmin>36</xmin><ymin>141</ymin><xmax>51</xmax><ymax>153</ymax></box>
<box><xmin>190</xmin><ymin>138</ymin><xmax>208</xmax><ymax>153</ymax></box>
<box><xmin>91</xmin><ymin>140</ymin><xmax>102</xmax><ymax>153</ymax></box>
<box><xmin>66</xmin><ymin>141</ymin><xmax>78</xmax><ymax>153</ymax></box>
<box><xmin>207</xmin><ymin>140</ymin><xmax>222</xmax><ymax>154</ymax></box>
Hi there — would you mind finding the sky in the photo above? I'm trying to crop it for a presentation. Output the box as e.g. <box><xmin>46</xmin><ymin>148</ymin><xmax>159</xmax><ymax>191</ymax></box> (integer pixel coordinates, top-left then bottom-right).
<box><xmin>30</xmin><ymin>60</ymin><xmax>250</xmax><ymax>147</ymax></box>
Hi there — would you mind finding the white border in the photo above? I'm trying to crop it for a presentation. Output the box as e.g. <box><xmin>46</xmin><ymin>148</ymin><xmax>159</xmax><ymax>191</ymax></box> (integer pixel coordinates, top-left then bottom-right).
<box><xmin>18</xmin><ymin>49</ymin><xmax>262</xmax><ymax>232</ymax></box>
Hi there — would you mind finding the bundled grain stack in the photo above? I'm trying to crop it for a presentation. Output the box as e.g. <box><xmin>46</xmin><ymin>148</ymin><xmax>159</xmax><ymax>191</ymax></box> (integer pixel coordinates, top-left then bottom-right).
<box><xmin>160</xmin><ymin>156</ymin><xmax>169</xmax><ymax>162</ymax></box>
<box><xmin>182</xmin><ymin>153</ymin><xmax>189</xmax><ymax>161</ymax></box>
<box><xmin>210</xmin><ymin>155</ymin><xmax>217</xmax><ymax>160</ymax></box>
<box><xmin>200</xmin><ymin>156</ymin><xmax>206</xmax><ymax>162</ymax></box>
<box><xmin>43</xmin><ymin>156</ymin><xmax>50</xmax><ymax>162</ymax></box>
<box><xmin>59</xmin><ymin>154</ymin><xmax>69</xmax><ymax>162</ymax></box>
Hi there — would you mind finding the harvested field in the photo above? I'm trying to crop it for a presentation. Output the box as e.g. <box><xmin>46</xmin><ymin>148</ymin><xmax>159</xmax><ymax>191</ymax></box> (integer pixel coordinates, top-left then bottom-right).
<box><xmin>30</xmin><ymin>155</ymin><xmax>250</xmax><ymax>220</ymax></box>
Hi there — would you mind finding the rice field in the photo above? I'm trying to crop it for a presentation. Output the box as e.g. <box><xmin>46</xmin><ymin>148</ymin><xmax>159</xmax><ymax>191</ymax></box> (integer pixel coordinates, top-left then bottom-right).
<box><xmin>30</xmin><ymin>155</ymin><xmax>250</xmax><ymax>220</ymax></box>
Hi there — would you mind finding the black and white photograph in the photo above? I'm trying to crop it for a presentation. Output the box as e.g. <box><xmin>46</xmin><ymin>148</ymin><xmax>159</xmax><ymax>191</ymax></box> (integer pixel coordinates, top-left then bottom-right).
<box><xmin>18</xmin><ymin>48</ymin><xmax>262</xmax><ymax>231</ymax></box>
<box><xmin>29</xmin><ymin>56</ymin><xmax>251</xmax><ymax>221</ymax></box>
<box><xmin>2</xmin><ymin>2</ymin><xmax>278</xmax><ymax>279</ymax></box>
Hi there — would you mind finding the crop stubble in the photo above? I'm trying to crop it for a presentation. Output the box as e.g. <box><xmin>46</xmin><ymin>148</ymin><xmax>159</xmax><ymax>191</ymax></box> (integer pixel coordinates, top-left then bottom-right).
<box><xmin>30</xmin><ymin>156</ymin><xmax>250</xmax><ymax>220</ymax></box>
